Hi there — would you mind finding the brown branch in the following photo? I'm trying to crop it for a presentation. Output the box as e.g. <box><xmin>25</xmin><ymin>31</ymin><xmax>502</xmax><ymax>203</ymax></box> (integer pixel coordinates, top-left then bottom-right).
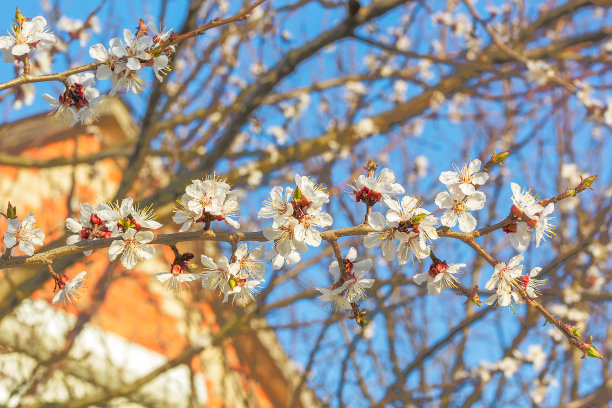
<box><xmin>0</xmin><ymin>0</ymin><xmax>267</xmax><ymax>93</ymax></box>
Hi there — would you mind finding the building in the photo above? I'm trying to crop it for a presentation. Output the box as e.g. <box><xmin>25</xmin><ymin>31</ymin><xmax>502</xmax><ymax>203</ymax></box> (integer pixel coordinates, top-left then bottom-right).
<box><xmin>0</xmin><ymin>99</ymin><xmax>319</xmax><ymax>408</ymax></box>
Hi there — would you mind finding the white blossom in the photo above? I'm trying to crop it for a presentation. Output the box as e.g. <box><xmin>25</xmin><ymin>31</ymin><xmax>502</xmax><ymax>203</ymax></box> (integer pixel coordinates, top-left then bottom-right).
<box><xmin>386</xmin><ymin>195</ymin><xmax>439</xmax><ymax>257</ymax></box>
<box><xmin>223</xmin><ymin>278</ymin><xmax>264</xmax><ymax>307</ymax></box>
<box><xmin>516</xmin><ymin>267</ymin><xmax>546</xmax><ymax>300</ymax></box>
<box><xmin>200</xmin><ymin>255</ymin><xmax>235</xmax><ymax>292</ymax></box>
<box><xmin>89</xmin><ymin>40</ymin><xmax>122</xmax><ymax>80</ymax></box>
<box><xmin>294</xmin><ymin>207</ymin><xmax>333</xmax><ymax>247</ymax></box>
<box><xmin>99</xmin><ymin>197</ymin><xmax>134</xmax><ymax>235</ymax></box>
<box><xmin>439</xmin><ymin>159</ymin><xmax>489</xmax><ymax>195</ymax></box>
<box><xmin>173</xmin><ymin>194</ymin><xmax>202</xmax><ymax>232</ymax></box>
<box><xmin>526</xmin><ymin>60</ymin><xmax>554</xmax><ymax>85</ymax></box>
<box><xmin>155</xmin><ymin>268</ymin><xmax>199</xmax><ymax>292</ymax></box>
<box><xmin>258</xmin><ymin>186</ymin><xmax>294</xmax><ymax>226</ymax></box>
<box><xmin>413</xmin><ymin>263</ymin><xmax>465</xmax><ymax>296</ymax></box>
<box><xmin>510</xmin><ymin>182</ymin><xmax>543</xmax><ymax>218</ymax></box>
<box><xmin>395</xmin><ymin>231</ymin><xmax>431</xmax><ymax>264</ymax></box>
<box><xmin>108</xmin><ymin>228</ymin><xmax>155</xmax><ymax>269</ymax></box>
<box><xmin>121</xmin><ymin>28</ymin><xmax>153</xmax><ymax>71</ymax></box>
<box><xmin>328</xmin><ymin>247</ymin><xmax>375</xmax><ymax>303</ymax></box>
<box><xmin>534</xmin><ymin>203</ymin><xmax>555</xmax><ymax>247</ymax></box>
<box><xmin>363</xmin><ymin>212</ymin><xmax>397</xmax><ymax>261</ymax></box>
<box><xmin>484</xmin><ymin>254</ymin><xmax>524</xmax><ymax>307</ymax></box>
<box><xmin>508</xmin><ymin>221</ymin><xmax>530</xmax><ymax>252</ymax></box>
<box><xmin>351</xmin><ymin>167</ymin><xmax>405</xmax><ymax>204</ymax></box>
<box><xmin>435</xmin><ymin>187</ymin><xmax>485</xmax><ymax>232</ymax></box>
<box><xmin>295</xmin><ymin>174</ymin><xmax>329</xmax><ymax>208</ymax></box>
<box><xmin>52</xmin><ymin>271</ymin><xmax>87</xmax><ymax>306</ymax></box>
<box><xmin>265</xmin><ymin>247</ymin><xmax>301</xmax><ymax>270</ymax></box>
<box><xmin>316</xmin><ymin>281</ymin><xmax>352</xmax><ymax>311</ymax></box>
<box><xmin>234</xmin><ymin>243</ymin><xmax>266</xmax><ymax>279</ymax></box>
<box><xmin>3</xmin><ymin>213</ymin><xmax>45</xmax><ymax>256</ymax></box>
<box><xmin>263</xmin><ymin>217</ymin><xmax>308</xmax><ymax>257</ymax></box>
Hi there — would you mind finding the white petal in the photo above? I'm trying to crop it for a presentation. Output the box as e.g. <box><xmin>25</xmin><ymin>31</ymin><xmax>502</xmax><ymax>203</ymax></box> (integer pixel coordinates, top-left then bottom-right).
<box><xmin>12</xmin><ymin>43</ymin><xmax>30</xmax><ymax>56</ymax></box>
<box><xmin>155</xmin><ymin>272</ymin><xmax>173</xmax><ymax>282</ymax></box>
<box><xmin>138</xmin><ymin>244</ymin><xmax>156</xmax><ymax>260</ymax></box>
<box><xmin>19</xmin><ymin>241</ymin><xmax>35</xmax><ymax>256</ymax></box>
<box><xmin>66</xmin><ymin>235</ymin><xmax>81</xmax><ymax>245</ymax></box>
<box><xmin>382</xmin><ymin>240</ymin><xmax>396</xmax><ymax>261</ymax></box>
<box><xmin>3</xmin><ymin>233</ymin><xmax>16</xmax><ymax>249</ymax></box>
<box><xmin>468</xmin><ymin>159</ymin><xmax>482</xmax><ymax>174</ymax></box>
<box><xmin>108</xmin><ymin>241</ymin><xmax>124</xmax><ymax>261</ymax></box>
<box><xmin>122</xmin><ymin>251</ymin><xmax>138</xmax><ymax>269</ymax></box>
<box><xmin>135</xmin><ymin>230</ymin><xmax>154</xmax><ymax>244</ymax></box>
<box><xmin>234</xmin><ymin>243</ymin><xmax>248</xmax><ymax>259</ymax></box>
<box><xmin>427</xmin><ymin>281</ymin><xmax>442</xmax><ymax>296</ymax></box>
<box><xmin>508</xmin><ymin>254</ymin><xmax>524</xmax><ymax>269</ymax></box>
<box><xmin>465</xmin><ymin>191</ymin><xmax>486</xmax><ymax>210</ymax></box>
<box><xmin>353</xmin><ymin>259</ymin><xmax>373</xmax><ymax>274</ymax></box>
<box><xmin>346</xmin><ymin>247</ymin><xmax>357</xmax><ymax>261</ymax></box>
<box><xmin>363</xmin><ymin>233</ymin><xmax>381</xmax><ymax>249</ymax></box>
<box><xmin>459</xmin><ymin>183</ymin><xmax>476</xmax><ymax>195</ymax></box>
<box><xmin>439</xmin><ymin>171</ymin><xmax>460</xmax><ymax>185</ymax></box>
<box><xmin>458</xmin><ymin>212</ymin><xmax>477</xmax><ymax>232</ymax></box>
<box><xmin>328</xmin><ymin>261</ymin><xmax>340</xmax><ymax>276</ymax></box>
<box><xmin>368</xmin><ymin>212</ymin><xmax>386</xmax><ymax>229</ymax></box>
<box><xmin>529</xmin><ymin>267</ymin><xmax>542</xmax><ymax>278</ymax></box>
<box><xmin>413</xmin><ymin>272</ymin><xmax>429</xmax><ymax>285</ymax></box>
<box><xmin>127</xmin><ymin>57</ymin><xmax>141</xmax><ymax>71</ymax></box>
<box><xmin>471</xmin><ymin>172</ymin><xmax>489</xmax><ymax>185</ymax></box>
<box><xmin>89</xmin><ymin>43</ymin><xmax>108</xmax><ymax>61</ymax></box>
<box><xmin>440</xmin><ymin>210</ymin><xmax>458</xmax><ymax>227</ymax></box>
<box><xmin>434</xmin><ymin>191</ymin><xmax>454</xmax><ymax>209</ymax></box>
<box><xmin>66</xmin><ymin>218</ymin><xmax>82</xmax><ymax>233</ymax></box>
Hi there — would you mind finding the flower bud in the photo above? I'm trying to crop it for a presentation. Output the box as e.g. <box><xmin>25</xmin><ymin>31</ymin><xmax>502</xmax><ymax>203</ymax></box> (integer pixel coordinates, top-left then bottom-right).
<box><xmin>470</xmin><ymin>293</ymin><xmax>482</xmax><ymax>307</ymax></box>
<box><xmin>6</xmin><ymin>202</ymin><xmax>17</xmax><ymax>219</ymax></box>
<box><xmin>490</xmin><ymin>149</ymin><xmax>511</xmax><ymax>166</ymax></box>
<box><xmin>586</xmin><ymin>344</ymin><xmax>603</xmax><ymax>359</ymax></box>
<box><xmin>293</xmin><ymin>187</ymin><xmax>302</xmax><ymax>202</ymax></box>
<box><xmin>578</xmin><ymin>175</ymin><xmax>597</xmax><ymax>191</ymax></box>
<box><xmin>14</xmin><ymin>7</ymin><xmax>26</xmax><ymax>24</ymax></box>
<box><xmin>364</xmin><ymin>159</ymin><xmax>378</xmax><ymax>176</ymax></box>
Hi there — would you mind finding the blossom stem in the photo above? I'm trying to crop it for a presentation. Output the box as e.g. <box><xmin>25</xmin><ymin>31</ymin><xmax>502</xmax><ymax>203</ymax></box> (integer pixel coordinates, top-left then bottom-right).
<box><xmin>329</xmin><ymin>239</ymin><xmax>347</xmax><ymax>275</ymax></box>
<box><xmin>364</xmin><ymin>204</ymin><xmax>372</xmax><ymax>224</ymax></box>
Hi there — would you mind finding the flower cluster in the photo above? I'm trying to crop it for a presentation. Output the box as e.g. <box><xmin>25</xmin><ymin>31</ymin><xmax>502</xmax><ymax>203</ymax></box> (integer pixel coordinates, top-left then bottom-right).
<box><xmin>65</xmin><ymin>197</ymin><xmax>162</xmax><ymax>269</ymax></box>
<box><xmin>260</xmin><ymin>174</ymin><xmax>332</xmax><ymax>269</ymax></box>
<box><xmin>316</xmin><ymin>247</ymin><xmax>374</xmax><ymax>313</ymax></box>
<box><xmin>0</xmin><ymin>155</ymin><xmax>571</xmax><ymax>328</ymax></box>
<box><xmin>363</xmin><ymin>195</ymin><xmax>438</xmax><ymax>264</ymax></box>
<box><xmin>173</xmin><ymin>174</ymin><xmax>240</xmax><ymax>231</ymax></box>
<box><xmin>66</xmin><ymin>202</ymin><xmax>113</xmax><ymax>256</ymax></box>
<box><xmin>36</xmin><ymin>20</ymin><xmax>173</xmax><ymax>125</ymax></box>
<box><xmin>483</xmin><ymin>254</ymin><xmax>545</xmax><ymax>308</ymax></box>
<box><xmin>88</xmin><ymin>22</ymin><xmax>172</xmax><ymax>96</ymax></box>
<box><xmin>504</xmin><ymin>183</ymin><xmax>555</xmax><ymax>251</ymax></box>
<box><xmin>201</xmin><ymin>243</ymin><xmax>265</xmax><ymax>306</ymax></box>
